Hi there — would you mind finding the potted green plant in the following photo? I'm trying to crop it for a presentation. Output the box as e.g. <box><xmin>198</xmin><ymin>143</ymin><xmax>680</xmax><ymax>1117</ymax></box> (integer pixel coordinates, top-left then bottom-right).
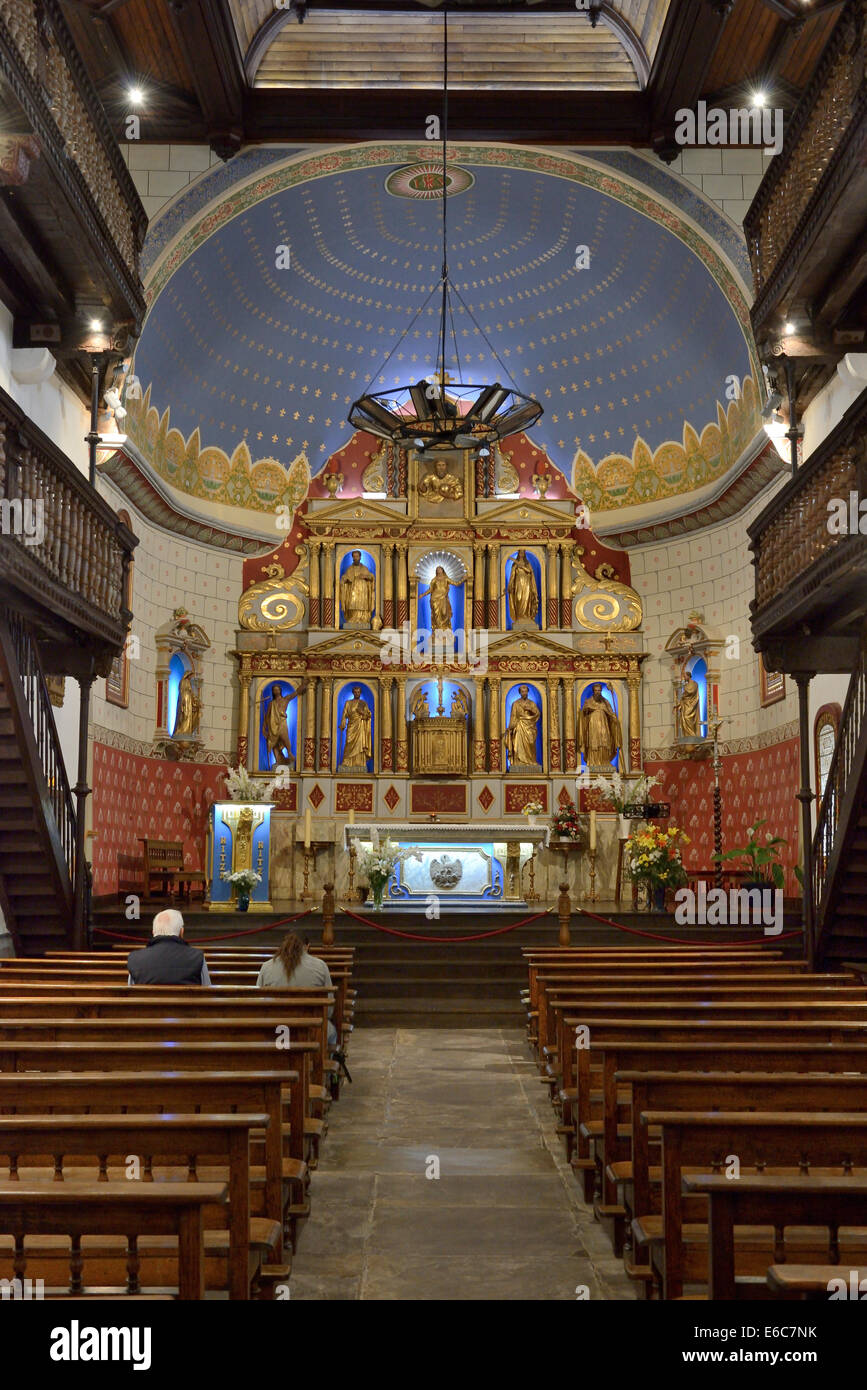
<box><xmin>221</xmin><ymin>867</ymin><xmax>261</xmax><ymax>912</ymax></box>
<box><xmin>712</xmin><ymin>820</ymin><xmax>787</xmax><ymax>889</ymax></box>
<box><xmin>625</xmin><ymin>823</ymin><xmax>689</xmax><ymax>910</ymax></box>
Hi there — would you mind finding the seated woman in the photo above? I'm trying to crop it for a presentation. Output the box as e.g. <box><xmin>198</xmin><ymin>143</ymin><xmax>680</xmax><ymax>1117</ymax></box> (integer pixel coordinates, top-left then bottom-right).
<box><xmin>256</xmin><ymin>932</ymin><xmax>337</xmax><ymax>1047</ymax></box>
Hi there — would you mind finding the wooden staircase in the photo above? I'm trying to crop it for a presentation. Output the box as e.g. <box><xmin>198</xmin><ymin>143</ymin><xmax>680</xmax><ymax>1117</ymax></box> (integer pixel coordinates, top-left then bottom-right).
<box><xmin>816</xmin><ymin>639</ymin><xmax>867</xmax><ymax>969</ymax></box>
<box><xmin>0</xmin><ymin>614</ymin><xmax>76</xmax><ymax>953</ymax></box>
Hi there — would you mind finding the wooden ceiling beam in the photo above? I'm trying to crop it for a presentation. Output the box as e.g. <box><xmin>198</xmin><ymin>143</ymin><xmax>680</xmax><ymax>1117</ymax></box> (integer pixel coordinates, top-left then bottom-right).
<box><xmin>165</xmin><ymin>0</ymin><xmax>246</xmax><ymax>158</ymax></box>
<box><xmin>242</xmin><ymin>85</ymin><xmax>648</xmax><ymax>143</ymax></box>
<box><xmin>647</xmin><ymin>0</ymin><xmax>733</xmax><ymax>160</ymax></box>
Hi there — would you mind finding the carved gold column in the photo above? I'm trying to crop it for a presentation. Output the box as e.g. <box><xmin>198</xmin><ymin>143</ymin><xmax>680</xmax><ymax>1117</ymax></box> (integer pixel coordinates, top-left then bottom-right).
<box><xmin>381</xmin><ymin>674</ymin><xmax>394</xmax><ymax>772</ymax></box>
<box><xmin>303</xmin><ymin>678</ymin><xmax>316</xmax><ymax>772</ymax></box>
<box><xmin>322</xmin><ymin>541</ymin><xmax>336</xmax><ymax>628</ymax></box>
<box><xmin>563</xmin><ymin>676</ymin><xmax>577</xmax><ymax>772</ymax></box>
<box><xmin>308</xmin><ymin>540</ymin><xmax>321</xmax><ymax>627</ymax></box>
<box><xmin>488</xmin><ymin>675</ymin><xmax>502</xmax><ymax>771</ymax></box>
<box><xmin>395</xmin><ymin>541</ymin><xmax>409</xmax><ymax>627</ymax></box>
<box><xmin>486</xmin><ymin>542</ymin><xmax>499</xmax><ymax>628</ymax></box>
<box><xmin>396</xmin><ymin>676</ymin><xmax>409</xmax><ymax>773</ymax></box>
<box><xmin>473</xmin><ymin>544</ymin><xmax>486</xmax><ymax>628</ymax></box>
<box><xmin>473</xmin><ymin>676</ymin><xmax>487</xmax><ymax>772</ymax></box>
<box><xmin>546</xmin><ymin>542</ymin><xmax>559</xmax><ymax>629</ymax></box>
<box><xmin>382</xmin><ymin>542</ymin><xmax>395</xmax><ymax>628</ymax></box>
<box><xmin>560</xmin><ymin>538</ymin><xmax>574</xmax><ymax>629</ymax></box>
<box><xmin>318</xmin><ymin>677</ymin><xmax>332</xmax><ymax>772</ymax></box>
<box><xmin>628</xmin><ymin>675</ymin><xmax>641</xmax><ymax>772</ymax></box>
<box><xmin>548</xmin><ymin>678</ymin><xmax>562</xmax><ymax>772</ymax></box>
<box><xmin>237</xmin><ymin>671</ymin><xmax>251</xmax><ymax>766</ymax></box>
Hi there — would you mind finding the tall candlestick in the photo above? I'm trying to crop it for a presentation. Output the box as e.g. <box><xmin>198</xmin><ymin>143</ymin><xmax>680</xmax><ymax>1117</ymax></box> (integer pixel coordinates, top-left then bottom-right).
<box><xmin>589</xmin><ymin>808</ymin><xmax>597</xmax><ymax>852</ymax></box>
<box><xmin>304</xmin><ymin>806</ymin><xmax>311</xmax><ymax>848</ymax></box>
<box><xmin>348</xmin><ymin>807</ymin><xmax>355</xmax><ymax>825</ymax></box>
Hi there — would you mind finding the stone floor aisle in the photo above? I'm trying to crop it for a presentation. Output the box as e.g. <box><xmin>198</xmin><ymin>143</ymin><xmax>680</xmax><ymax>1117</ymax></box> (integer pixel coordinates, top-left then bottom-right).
<box><xmin>291</xmin><ymin>1028</ymin><xmax>637</xmax><ymax>1300</ymax></box>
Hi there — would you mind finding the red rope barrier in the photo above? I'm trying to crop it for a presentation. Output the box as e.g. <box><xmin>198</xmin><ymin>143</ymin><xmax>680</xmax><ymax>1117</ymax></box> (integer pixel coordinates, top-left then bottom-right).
<box><xmin>578</xmin><ymin>906</ymin><xmax>803</xmax><ymax>948</ymax></box>
<box><xmin>91</xmin><ymin>909</ymin><xmax>311</xmax><ymax>947</ymax></box>
<box><xmin>339</xmin><ymin>905</ymin><xmax>552</xmax><ymax>942</ymax></box>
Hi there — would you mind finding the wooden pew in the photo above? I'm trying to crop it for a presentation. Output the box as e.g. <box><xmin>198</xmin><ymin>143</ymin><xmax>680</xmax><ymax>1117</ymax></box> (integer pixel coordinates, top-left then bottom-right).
<box><xmin>683</xmin><ymin>1174</ymin><xmax>867</xmax><ymax>1301</ymax></box>
<box><xmin>0</xmin><ymin>1182</ymin><xmax>226</xmax><ymax>1299</ymax></box>
<box><xmin>766</xmin><ymin>1263</ymin><xmax>867</xmax><ymax>1300</ymax></box>
<box><xmin>641</xmin><ymin>1111</ymin><xmax>867</xmax><ymax>1298</ymax></box>
<box><xmin>0</xmin><ymin>1114</ymin><xmax>282</xmax><ymax>1300</ymax></box>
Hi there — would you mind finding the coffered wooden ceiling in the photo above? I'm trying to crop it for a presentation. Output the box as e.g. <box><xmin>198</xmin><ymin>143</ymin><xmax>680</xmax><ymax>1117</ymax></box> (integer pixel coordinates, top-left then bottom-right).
<box><xmin>59</xmin><ymin>0</ymin><xmax>844</xmax><ymax>151</ymax></box>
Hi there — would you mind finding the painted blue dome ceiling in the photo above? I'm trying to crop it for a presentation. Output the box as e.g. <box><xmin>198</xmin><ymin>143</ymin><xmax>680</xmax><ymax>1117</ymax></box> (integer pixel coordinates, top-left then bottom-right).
<box><xmin>126</xmin><ymin>145</ymin><xmax>760</xmax><ymax>520</ymax></box>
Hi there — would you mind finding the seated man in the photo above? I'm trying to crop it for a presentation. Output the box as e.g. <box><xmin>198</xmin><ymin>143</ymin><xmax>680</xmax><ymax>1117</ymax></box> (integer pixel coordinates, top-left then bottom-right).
<box><xmin>127</xmin><ymin>909</ymin><xmax>211</xmax><ymax>986</ymax></box>
<box><xmin>256</xmin><ymin>932</ymin><xmax>336</xmax><ymax>1046</ymax></box>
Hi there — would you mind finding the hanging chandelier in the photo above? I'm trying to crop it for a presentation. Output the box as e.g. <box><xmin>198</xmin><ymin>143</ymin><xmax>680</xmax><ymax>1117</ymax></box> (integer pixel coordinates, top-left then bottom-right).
<box><xmin>347</xmin><ymin>4</ymin><xmax>543</xmax><ymax>457</ymax></box>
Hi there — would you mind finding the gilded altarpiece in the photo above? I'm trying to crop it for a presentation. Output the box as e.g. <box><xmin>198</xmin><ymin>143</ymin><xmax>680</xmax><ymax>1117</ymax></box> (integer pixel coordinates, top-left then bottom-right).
<box><xmin>231</xmin><ymin>443</ymin><xmax>648</xmax><ymax>903</ymax></box>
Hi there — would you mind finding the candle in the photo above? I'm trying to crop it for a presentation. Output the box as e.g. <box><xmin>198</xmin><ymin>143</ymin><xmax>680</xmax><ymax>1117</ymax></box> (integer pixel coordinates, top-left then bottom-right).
<box><xmin>304</xmin><ymin>807</ymin><xmax>311</xmax><ymax>848</ymax></box>
<box><xmin>372</xmin><ymin>827</ymin><xmax>380</xmax><ymax>851</ymax></box>
<box><xmin>348</xmin><ymin>808</ymin><xmax>355</xmax><ymax>825</ymax></box>
<box><xmin>589</xmin><ymin>809</ymin><xmax>597</xmax><ymax>852</ymax></box>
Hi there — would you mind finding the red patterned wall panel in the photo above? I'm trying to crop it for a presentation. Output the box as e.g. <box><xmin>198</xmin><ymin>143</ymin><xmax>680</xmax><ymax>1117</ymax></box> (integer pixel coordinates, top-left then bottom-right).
<box><xmin>91</xmin><ymin>743</ymin><xmax>228</xmax><ymax>896</ymax></box>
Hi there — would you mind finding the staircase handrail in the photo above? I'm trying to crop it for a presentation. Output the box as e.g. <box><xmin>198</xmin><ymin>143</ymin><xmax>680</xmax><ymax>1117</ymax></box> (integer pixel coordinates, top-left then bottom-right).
<box><xmin>813</xmin><ymin>635</ymin><xmax>867</xmax><ymax>950</ymax></box>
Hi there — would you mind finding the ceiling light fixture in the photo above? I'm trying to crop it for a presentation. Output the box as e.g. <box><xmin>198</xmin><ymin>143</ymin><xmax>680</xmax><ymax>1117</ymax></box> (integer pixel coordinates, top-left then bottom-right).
<box><xmin>753</xmin><ymin>90</ymin><xmax>767</xmax><ymax>107</ymax></box>
<box><xmin>347</xmin><ymin>3</ymin><xmax>542</xmax><ymax>457</ymax></box>
<box><xmin>128</xmin><ymin>86</ymin><xmax>144</xmax><ymax>105</ymax></box>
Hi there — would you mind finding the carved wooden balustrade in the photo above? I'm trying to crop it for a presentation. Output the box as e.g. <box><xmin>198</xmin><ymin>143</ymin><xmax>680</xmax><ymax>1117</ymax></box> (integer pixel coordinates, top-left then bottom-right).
<box><xmin>0</xmin><ymin>382</ymin><xmax>136</xmax><ymax>659</ymax></box>
<box><xmin>744</xmin><ymin>0</ymin><xmax>867</xmax><ymax>339</ymax></box>
<box><xmin>748</xmin><ymin>385</ymin><xmax>867</xmax><ymax>642</ymax></box>
<box><xmin>0</xmin><ymin>0</ymin><xmax>145</xmax><ymax>302</ymax></box>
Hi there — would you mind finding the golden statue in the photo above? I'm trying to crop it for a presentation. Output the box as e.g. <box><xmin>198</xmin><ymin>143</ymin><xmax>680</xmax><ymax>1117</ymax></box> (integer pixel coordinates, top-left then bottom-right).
<box><xmin>264</xmin><ymin>679</ymin><xmax>307</xmax><ymax>767</ymax></box>
<box><xmin>173</xmin><ymin>670</ymin><xmax>200</xmax><ymax>737</ymax></box>
<box><xmin>419</xmin><ymin>566</ymin><xmax>452</xmax><ymax>632</ymax></box>
<box><xmin>410</xmin><ymin>686</ymin><xmax>430</xmax><ymax>719</ymax></box>
<box><xmin>340</xmin><ymin>550</ymin><xmax>375</xmax><ymax>627</ymax></box>
<box><xmin>339</xmin><ymin>685</ymin><xmax>373</xmax><ymax>771</ymax></box>
<box><xmin>503</xmin><ymin>684</ymin><xmax>542</xmax><ymax>770</ymax></box>
<box><xmin>418</xmin><ymin>458</ymin><xmax>463</xmax><ymax>503</ymax></box>
<box><xmin>579</xmin><ymin>682</ymin><xmax>623</xmax><ymax>768</ymax></box>
<box><xmin>507</xmin><ymin>550</ymin><xmax>539</xmax><ymax>625</ymax></box>
<box><xmin>450</xmin><ymin>687</ymin><xmax>469</xmax><ymax>719</ymax></box>
<box><xmin>677</xmin><ymin>674</ymin><xmax>702</xmax><ymax>738</ymax></box>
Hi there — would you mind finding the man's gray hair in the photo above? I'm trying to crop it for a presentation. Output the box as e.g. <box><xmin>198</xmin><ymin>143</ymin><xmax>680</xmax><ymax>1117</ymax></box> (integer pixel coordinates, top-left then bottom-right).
<box><xmin>153</xmin><ymin>909</ymin><xmax>184</xmax><ymax>937</ymax></box>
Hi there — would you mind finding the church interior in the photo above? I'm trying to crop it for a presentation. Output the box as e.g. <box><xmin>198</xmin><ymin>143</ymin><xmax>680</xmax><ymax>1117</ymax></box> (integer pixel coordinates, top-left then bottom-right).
<box><xmin>1</xmin><ymin>0</ymin><xmax>867</xmax><ymax>1326</ymax></box>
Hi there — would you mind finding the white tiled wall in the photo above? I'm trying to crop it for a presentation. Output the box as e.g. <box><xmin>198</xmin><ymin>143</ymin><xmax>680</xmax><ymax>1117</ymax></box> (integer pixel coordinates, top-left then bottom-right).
<box><xmin>626</xmin><ymin>478</ymin><xmax>799</xmax><ymax>751</ymax></box>
<box><xmin>667</xmin><ymin>148</ymin><xmax>775</xmax><ymax>228</ymax></box>
<box><xmin>93</xmin><ymin>477</ymin><xmax>245</xmax><ymax>756</ymax></box>
<box><xmin>118</xmin><ymin>144</ymin><xmax>222</xmax><ymax>222</ymax></box>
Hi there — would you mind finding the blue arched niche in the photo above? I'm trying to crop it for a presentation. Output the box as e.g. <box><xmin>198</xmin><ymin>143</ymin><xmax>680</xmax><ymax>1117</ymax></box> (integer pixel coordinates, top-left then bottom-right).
<box><xmin>685</xmin><ymin>655</ymin><xmax>708</xmax><ymax>737</ymax></box>
<box><xmin>579</xmin><ymin>683</ymin><xmax>620</xmax><ymax>770</ymax></box>
<box><xmin>259</xmin><ymin>680</ymin><xmax>299</xmax><ymax>770</ymax></box>
<box><xmin>336</xmin><ymin>681</ymin><xmax>376</xmax><ymax>772</ymax></box>
<box><xmin>504</xmin><ymin>682</ymin><xmax>543</xmax><ymax>769</ymax></box>
<box><xmin>505</xmin><ymin>551</ymin><xmax>542</xmax><ymax>629</ymax></box>
<box><xmin>338</xmin><ymin>549</ymin><xmax>377</xmax><ymax>627</ymax></box>
<box><xmin>168</xmin><ymin>651</ymin><xmax>190</xmax><ymax>736</ymax></box>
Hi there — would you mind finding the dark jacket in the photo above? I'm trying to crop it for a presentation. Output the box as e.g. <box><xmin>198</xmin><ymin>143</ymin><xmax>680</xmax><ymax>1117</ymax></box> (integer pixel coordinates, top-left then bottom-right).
<box><xmin>127</xmin><ymin>935</ymin><xmax>205</xmax><ymax>985</ymax></box>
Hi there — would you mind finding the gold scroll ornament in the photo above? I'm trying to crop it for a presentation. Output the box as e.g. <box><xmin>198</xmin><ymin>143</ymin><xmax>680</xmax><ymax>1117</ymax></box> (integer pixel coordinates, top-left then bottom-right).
<box><xmin>238</xmin><ymin>560</ymin><xmax>309</xmax><ymax>632</ymax></box>
<box><xmin>569</xmin><ymin>551</ymin><xmax>642</xmax><ymax>632</ymax></box>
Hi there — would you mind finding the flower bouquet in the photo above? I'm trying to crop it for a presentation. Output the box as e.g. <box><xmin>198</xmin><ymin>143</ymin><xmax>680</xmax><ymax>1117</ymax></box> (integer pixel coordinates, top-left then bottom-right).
<box><xmin>357</xmin><ymin>839</ymin><xmax>422</xmax><ymax>910</ymax></box>
<box><xmin>551</xmin><ymin>799</ymin><xmax>582</xmax><ymax>842</ymax></box>
<box><xmin>521</xmin><ymin>799</ymin><xmax>544</xmax><ymax>825</ymax></box>
<box><xmin>224</xmin><ymin>765</ymin><xmax>281</xmax><ymax>803</ymax></box>
<box><xmin>625</xmin><ymin>824</ymin><xmax>689</xmax><ymax>910</ymax></box>
<box><xmin>712</xmin><ymin>819</ymin><xmax>787</xmax><ymax>889</ymax></box>
<box><xmin>578</xmin><ymin>770</ymin><xmax>662</xmax><ymax>839</ymax></box>
<box><xmin>221</xmin><ymin>867</ymin><xmax>262</xmax><ymax>912</ymax></box>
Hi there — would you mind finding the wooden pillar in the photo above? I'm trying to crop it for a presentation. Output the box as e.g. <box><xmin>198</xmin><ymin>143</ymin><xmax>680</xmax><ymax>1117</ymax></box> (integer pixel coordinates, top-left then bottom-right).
<box><xmin>488</xmin><ymin>675</ymin><xmax>502</xmax><ymax>772</ymax></box>
<box><xmin>382</xmin><ymin>542</ymin><xmax>395</xmax><ymax>628</ymax></box>
<box><xmin>318</xmin><ymin>677</ymin><xmax>332</xmax><ymax>772</ymax></box>
<box><xmin>308</xmin><ymin>541</ymin><xmax>321</xmax><ymax>627</ymax></box>
<box><xmin>473</xmin><ymin>544</ymin><xmax>486</xmax><ymax>628</ymax></box>
<box><xmin>237</xmin><ymin>673</ymin><xmax>251</xmax><ymax>766</ymax></box>
<box><xmin>486</xmin><ymin>542</ymin><xmax>499</xmax><ymax>628</ymax></box>
<box><xmin>322</xmin><ymin>542</ymin><xmax>335</xmax><ymax>628</ymax></box>
<box><xmin>560</xmin><ymin>539</ymin><xmax>574</xmax><ymax>629</ymax></box>
<box><xmin>395</xmin><ymin>676</ymin><xmax>409</xmax><ymax>773</ymax></box>
<box><xmin>627</xmin><ymin>676</ymin><xmax>641</xmax><ymax>773</ymax></box>
<box><xmin>794</xmin><ymin>672</ymin><xmax>816</xmax><ymax>962</ymax></box>
<box><xmin>381</xmin><ymin>675</ymin><xmax>394</xmax><ymax>772</ymax></box>
<box><xmin>303</xmin><ymin>679</ymin><xmax>316</xmax><ymax>772</ymax></box>
<box><xmin>548</xmin><ymin>678</ymin><xmax>562</xmax><ymax>772</ymax></box>
<box><xmin>558</xmin><ymin>881</ymin><xmax>572</xmax><ymax>946</ymax></box>
<box><xmin>546</xmin><ymin>543</ymin><xmax>559</xmax><ymax>629</ymax></box>
<box><xmin>321</xmin><ymin>881</ymin><xmax>335</xmax><ymax>945</ymax></box>
<box><xmin>395</xmin><ymin>542</ymin><xmax>409</xmax><ymax>627</ymax></box>
<box><xmin>563</xmin><ymin>676</ymin><xmax>577</xmax><ymax>772</ymax></box>
<box><xmin>473</xmin><ymin>676</ymin><xmax>487</xmax><ymax>772</ymax></box>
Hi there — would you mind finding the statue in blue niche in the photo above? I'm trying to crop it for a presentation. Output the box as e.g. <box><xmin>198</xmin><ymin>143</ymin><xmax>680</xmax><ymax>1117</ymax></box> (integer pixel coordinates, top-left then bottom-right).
<box><xmin>339</xmin><ymin>685</ymin><xmax>373</xmax><ymax>772</ymax></box>
<box><xmin>340</xmin><ymin>550</ymin><xmax>375</xmax><ymax>628</ymax></box>
<box><xmin>507</xmin><ymin>549</ymin><xmax>539</xmax><ymax>629</ymax></box>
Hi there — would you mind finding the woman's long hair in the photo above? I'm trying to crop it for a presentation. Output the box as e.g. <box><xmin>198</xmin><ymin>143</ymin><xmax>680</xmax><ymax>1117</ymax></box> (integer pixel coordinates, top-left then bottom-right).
<box><xmin>276</xmin><ymin>931</ymin><xmax>305</xmax><ymax>981</ymax></box>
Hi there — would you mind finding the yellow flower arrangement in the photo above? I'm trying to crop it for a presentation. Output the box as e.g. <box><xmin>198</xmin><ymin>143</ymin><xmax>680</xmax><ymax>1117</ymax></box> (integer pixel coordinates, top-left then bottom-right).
<box><xmin>624</xmin><ymin>822</ymin><xmax>690</xmax><ymax>891</ymax></box>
